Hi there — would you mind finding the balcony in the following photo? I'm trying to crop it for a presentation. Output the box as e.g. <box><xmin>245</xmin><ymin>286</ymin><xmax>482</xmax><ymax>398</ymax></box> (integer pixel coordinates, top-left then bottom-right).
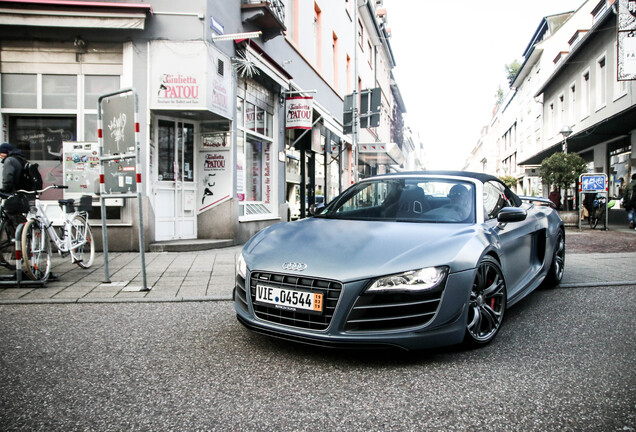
<box><xmin>241</xmin><ymin>0</ymin><xmax>286</xmax><ymax>36</ymax></box>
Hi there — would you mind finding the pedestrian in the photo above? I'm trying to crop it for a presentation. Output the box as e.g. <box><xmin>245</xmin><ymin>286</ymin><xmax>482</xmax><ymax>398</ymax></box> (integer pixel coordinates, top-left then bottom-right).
<box><xmin>623</xmin><ymin>173</ymin><xmax>636</xmax><ymax>230</ymax></box>
<box><xmin>617</xmin><ymin>177</ymin><xmax>625</xmax><ymax>200</ymax></box>
<box><xmin>0</xmin><ymin>142</ymin><xmax>26</xmax><ymax>194</ymax></box>
<box><xmin>548</xmin><ymin>187</ymin><xmax>561</xmax><ymax>210</ymax></box>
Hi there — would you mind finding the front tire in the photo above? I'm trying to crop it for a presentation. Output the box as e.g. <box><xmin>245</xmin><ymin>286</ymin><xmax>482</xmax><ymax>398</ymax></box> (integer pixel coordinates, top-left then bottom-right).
<box><xmin>464</xmin><ymin>256</ymin><xmax>507</xmax><ymax>348</ymax></box>
<box><xmin>69</xmin><ymin>214</ymin><xmax>94</xmax><ymax>268</ymax></box>
<box><xmin>0</xmin><ymin>218</ymin><xmax>18</xmax><ymax>269</ymax></box>
<box><xmin>543</xmin><ymin>229</ymin><xmax>565</xmax><ymax>287</ymax></box>
<box><xmin>21</xmin><ymin>219</ymin><xmax>51</xmax><ymax>281</ymax></box>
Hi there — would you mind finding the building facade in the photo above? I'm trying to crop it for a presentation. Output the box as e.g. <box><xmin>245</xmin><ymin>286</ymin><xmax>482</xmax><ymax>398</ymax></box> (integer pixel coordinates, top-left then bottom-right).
<box><xmin>0</xmin><ymin>0</ymin><xmax>415</xmax><ymax>250</ymax></box>
<box><xmin>465</xmin><ymin>0</ymin><xmax>636</xmax><ymax>203</ymax></box>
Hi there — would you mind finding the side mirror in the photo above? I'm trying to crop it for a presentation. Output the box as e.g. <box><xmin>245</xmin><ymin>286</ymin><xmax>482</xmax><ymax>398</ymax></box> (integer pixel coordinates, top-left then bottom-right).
<box><xmin>497</xmin><ymin>207</ymin><xmax>527</xmax><ymax>224</ymax></box>
<box><xmin>308</xmin><ymin>203</ymin><xmax>325</xmax><ymax>216</ymax></box>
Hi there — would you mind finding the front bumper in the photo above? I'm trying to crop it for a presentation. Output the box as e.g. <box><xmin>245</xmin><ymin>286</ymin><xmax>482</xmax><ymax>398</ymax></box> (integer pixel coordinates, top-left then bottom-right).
<box><xmin>234</xmin><ymin>269</ymin><xmax>476</xmax><ymax>351</ymax></box>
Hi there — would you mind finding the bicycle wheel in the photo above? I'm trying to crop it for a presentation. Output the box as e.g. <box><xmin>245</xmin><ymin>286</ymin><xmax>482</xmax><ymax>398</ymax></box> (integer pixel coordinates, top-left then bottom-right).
<box><xmin>21</xmin><ymin>218</ymin><xmax>51</xmax><ymax>281</ymax></box>
<box><xmin>0</xmin><ymin>217</ymin><xmax>18</xmax><ymax>269</ymax></box>
<box><xmin>69</xmin><ymin>214</ymin><xmax>94</xmax><ymax>268</ymax></box>
<box><xmin>592</xmin><ymin>208</ymin><xmax>602</xmax><ymax>229</ymax></box>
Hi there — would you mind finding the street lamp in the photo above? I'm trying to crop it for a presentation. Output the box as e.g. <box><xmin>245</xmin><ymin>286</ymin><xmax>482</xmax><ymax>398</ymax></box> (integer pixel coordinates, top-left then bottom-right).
<box><xmin>559</xmin><ymin>125</ymin><xmax>572</xmax><ymax>154</ymax></box>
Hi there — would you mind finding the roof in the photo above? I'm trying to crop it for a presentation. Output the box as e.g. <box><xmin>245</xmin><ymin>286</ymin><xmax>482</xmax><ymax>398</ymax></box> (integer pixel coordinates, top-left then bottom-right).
<box><xmin>534</xmin><ymin>5</ymin><xmax>613</xmax><ymax>97</ymax></box>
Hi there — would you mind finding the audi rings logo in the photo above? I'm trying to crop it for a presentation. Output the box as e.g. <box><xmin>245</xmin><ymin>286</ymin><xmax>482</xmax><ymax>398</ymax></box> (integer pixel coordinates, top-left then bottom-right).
<box><xmin>282</xmin><ymin>262</ymin><xmax>307</xmax><ymax>272</ymax></box>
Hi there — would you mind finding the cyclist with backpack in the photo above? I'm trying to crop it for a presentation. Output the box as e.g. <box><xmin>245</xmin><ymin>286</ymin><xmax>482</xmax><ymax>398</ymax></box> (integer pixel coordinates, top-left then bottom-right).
<box><xmin>0</xmin><ymin>142</ymin><xmax>25</xmax><ymax>193</ymax></box>
<box><xmin>0</xmin><ymin>142</ymin><xmax>43</xmax><ymax>194</ymax></box>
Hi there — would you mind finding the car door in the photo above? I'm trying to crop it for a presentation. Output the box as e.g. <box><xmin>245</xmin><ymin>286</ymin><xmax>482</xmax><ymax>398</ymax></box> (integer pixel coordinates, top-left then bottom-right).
<box><xmin>483</xmin><ymin>181</ymin><xmax>537</xmax><ymax>298</ymax></box>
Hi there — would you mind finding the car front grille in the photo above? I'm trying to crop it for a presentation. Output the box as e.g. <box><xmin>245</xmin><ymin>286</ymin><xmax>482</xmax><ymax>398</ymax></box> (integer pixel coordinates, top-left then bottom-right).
<box><xmin>344</xmin><ymin>286</ymin><xmax>445</xmax><ymax>332</ymax></box>
<box><xmin>249</xmin><ymin>272</ymin><xmax>342</xmax><ymax>331</ymax></box>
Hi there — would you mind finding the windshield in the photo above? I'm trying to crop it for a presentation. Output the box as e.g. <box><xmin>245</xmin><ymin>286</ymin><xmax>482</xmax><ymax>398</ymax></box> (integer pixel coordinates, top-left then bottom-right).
<box><xmin>316</xmin><ymin>177</ymin><xmax>476</xmax><ymax>223</ymax></box>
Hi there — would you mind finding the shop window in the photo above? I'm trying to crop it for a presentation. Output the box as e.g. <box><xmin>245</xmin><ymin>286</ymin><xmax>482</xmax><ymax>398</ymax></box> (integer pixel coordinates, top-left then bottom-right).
<box><xmin>1</xmin><ymin>73</ymin><xmax>36</xmax><ymax>108</ymax></box>
<box><xmin>237</xmin><ymin>95</ymin><xmax>275</xmax><ymax>219</ymax></box>
<box><xmin>9</xmin><ymin>116</ymin><xmax>75</xmax><ymax>161</ymax></box>
<box><xmin>8</xmin><ymin>116</ymin><xmax>75</xmax><ymax>200</ymax></box>
<box><xmin>246</xmin><ymin>102</ymin><xmax>255</xmax><ymax>132</ymax></box>
<box><xmin>42</xmin><ymin>75</ymin><xmax>77</xmax><ymax>109</ymax></box>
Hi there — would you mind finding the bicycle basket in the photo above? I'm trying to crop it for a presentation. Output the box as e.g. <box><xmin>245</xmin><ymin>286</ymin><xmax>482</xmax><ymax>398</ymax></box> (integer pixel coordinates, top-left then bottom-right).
<box><xmin>3</xmin><ymin>193</ymin><xmax>30</xmax><ymax>214</ymax></box>
<box><xmin>78</xmin><ymin>195</ymin><xmax>93</xmax><ymax>212</ymax></box>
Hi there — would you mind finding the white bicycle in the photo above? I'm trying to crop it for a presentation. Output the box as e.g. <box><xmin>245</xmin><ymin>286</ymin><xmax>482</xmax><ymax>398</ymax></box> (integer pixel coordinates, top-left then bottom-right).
<box><xmin>20</xmin><ymin>185</ymin><xmax>95</xmax><ymax>281</ymax></box>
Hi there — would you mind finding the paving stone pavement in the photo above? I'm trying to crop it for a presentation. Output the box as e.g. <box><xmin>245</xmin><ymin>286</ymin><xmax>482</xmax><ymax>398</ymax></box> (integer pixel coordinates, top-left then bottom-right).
<box><xmin>0</xmin><ymin>224</ymin><xmax>634</xmax><ymax>304</ymax></box>
<box><xmin>0</xmin><ymin>246</ymin><xmax>242</xmax><ymax>304</ymax></box>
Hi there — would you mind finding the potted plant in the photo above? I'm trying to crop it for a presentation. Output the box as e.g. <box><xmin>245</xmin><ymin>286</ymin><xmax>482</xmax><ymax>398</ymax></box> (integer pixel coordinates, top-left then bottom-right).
<box><xmin>540</xmin><ymin>152</ymin><xmax>587</xmax><ymax>224</ymax></box>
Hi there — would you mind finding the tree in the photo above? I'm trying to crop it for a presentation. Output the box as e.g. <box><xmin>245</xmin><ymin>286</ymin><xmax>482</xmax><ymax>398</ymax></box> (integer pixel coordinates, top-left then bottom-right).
<box><xmin>499</xmin><ymin>175</ymin><xmax>518</xmax><ymax>189</ymax></box>
<box><xmin>505</xmin><ymin>60</ymin><xmax>521</xmax><ymax>86</ymax></box>
<box><xmin>494</xmin><ymin>85</ymin><xmax>504</xmax><ymax>107</ymax></box>
<box><xmin>540</xmin><ymin>152</ymin><xmax>587</xmax><ymax>210</ymax></box>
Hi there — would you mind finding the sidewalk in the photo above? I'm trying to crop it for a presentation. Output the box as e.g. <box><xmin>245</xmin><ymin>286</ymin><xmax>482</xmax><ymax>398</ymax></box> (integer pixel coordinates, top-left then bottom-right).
<box><xmin>0</xmin><ymin>224</ymin><xmax>635</xmax><ymax>305</ymax></box>
<box><xmin>0</xmin><ymin>246</ymin><xmax>242</xmax><ymax>304</ymax></box>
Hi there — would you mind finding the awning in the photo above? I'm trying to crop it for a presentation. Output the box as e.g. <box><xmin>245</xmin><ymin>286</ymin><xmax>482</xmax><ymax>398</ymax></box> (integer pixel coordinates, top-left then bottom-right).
<box><xmin>0</xmin><ymin>0</ymin><xmax>152</xmax><ymax>29</ymax></box>
<box><xmin>358</xmin><ymin>142</ymin><xmax>405</xmax><ymax>166</ymax></box>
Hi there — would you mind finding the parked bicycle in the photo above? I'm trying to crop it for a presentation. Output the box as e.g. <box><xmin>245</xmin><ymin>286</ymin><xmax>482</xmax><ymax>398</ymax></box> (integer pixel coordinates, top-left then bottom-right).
<box><xmin>588</xmin><ymin>194</ymin><xmax>605</xmax><ymax>229</ymax></box>
<box><xmin>0</xmin><ymin>191</ymin><xmax>28</xmax><ymax>269</ymax></box>
<box><xmin>20</xmin><ymin>185</ymin><xmax>95</xmax><ymax>281</ymax></box>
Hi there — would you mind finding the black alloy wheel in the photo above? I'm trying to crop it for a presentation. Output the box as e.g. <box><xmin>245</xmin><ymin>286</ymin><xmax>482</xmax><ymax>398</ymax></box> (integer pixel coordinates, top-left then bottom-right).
<box><xmin>465</xmin><ymin>256</ymin><xmax>507</xmax><ymax>347</ymax></box>
<box><xmin>543</xmin><ymin>229</ymin><xmax>565</xmax><ymax>287</ymax></box>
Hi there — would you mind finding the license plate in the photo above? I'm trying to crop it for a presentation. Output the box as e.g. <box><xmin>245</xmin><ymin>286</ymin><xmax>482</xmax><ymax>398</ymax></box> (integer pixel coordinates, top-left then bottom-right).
<box><xmin>255</xmin><ymin>284</ymin><xmax>324</xmax><ymax>313</ymax></box>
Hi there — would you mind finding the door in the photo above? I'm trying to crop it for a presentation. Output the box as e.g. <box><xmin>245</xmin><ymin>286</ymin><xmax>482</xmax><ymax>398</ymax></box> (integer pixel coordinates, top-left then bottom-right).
<box><xmin>154</xmin><ymin>118</ymin><xmax>197</xmax><ymax>241</ymax></box>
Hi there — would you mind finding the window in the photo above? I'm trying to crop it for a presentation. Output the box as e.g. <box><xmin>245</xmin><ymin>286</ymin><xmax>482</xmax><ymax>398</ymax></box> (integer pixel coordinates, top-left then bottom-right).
<box><xmin>346</xmin><ymin>54</ymin><xmax>351</xmax><ymax>94</ymax></box>
<box><xmin>581</xmin><ymin>70</ymin><xmax>591</xmax><ymax>118</ymax></box>
<box><xmin>332</xmin><ymin>32</ymin><xmax>339</xmax><ymax>90</ymax></box>
<box><xmin>483</xmin><ymin>181</ymin><xmax>512</xmax><ymax>220</ymax></box>
<box><xmin>42</xmin><ymin>75</ymin><xmax>76</xmax><ymax>109</ymax></box>
<box><xmin>367</xmin><ymin>40</ymin><xmax>373</xmax><ymax>66</ymax></box>
<box><xmin>236</xmin><ymin>95</ymin><xmax>275</xmax><ymax>219</ymax></box>
<box><xmin>313</xmin><ymin>2</ymin><xmax>322</xmax><ymax>70</ymax></box>
<box><xmin>358</xmin><ymin>19</ymin><xmax>363</xmax><ymax>48</ymax></box>
<box><xmin>1</xmin><ymin>73</ymin><xmax>36</xmax><ymax>108</ymax></box>
<box><xmin>548</xmin><ymin>102</ymin><xmax>555</xmax><ymax>137</ymax></box>
<box><xmin>596</xmin><ymin>54</ymin><xmax>607</xmax><ymax>110</ymax></box>
<box><xmin>286</xmin><ymin>0</ymin><xmax>299</xmax><ymax>44</ymax></box>
<box><xmin>1</xmin><ymin>72</ymin><xmax>120</xmax><ymax>201</ymax></box>
<box><xmin>569</xmin><ymin>82</ymin><xmax>577</xmax><ymax>125</ymax></box>
<box><xmin>557</xmin><ymin>93</ymin><xmax>565</xmax><ymax>131</ymax></box>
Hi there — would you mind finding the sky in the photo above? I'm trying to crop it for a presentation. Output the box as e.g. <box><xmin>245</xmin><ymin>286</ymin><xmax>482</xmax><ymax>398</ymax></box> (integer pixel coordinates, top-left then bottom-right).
<box><xmin>383</xmin><ymin>0</ymin><xmax>586</xmax><ymax>170</ymax></box>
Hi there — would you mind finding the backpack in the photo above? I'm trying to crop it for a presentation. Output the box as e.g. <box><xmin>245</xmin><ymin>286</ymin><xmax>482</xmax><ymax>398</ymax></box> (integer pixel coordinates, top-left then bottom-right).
<box><xmin>19</xmin><ymin>160</ymin><xmax>43</xmax><ymax>192</ymax></box>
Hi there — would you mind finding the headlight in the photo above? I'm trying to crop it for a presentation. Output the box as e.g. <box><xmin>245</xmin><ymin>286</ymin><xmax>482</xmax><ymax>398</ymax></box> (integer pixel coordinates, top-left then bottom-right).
<box><xmin>366</xmin><ymin>266</ymin><xmax>448</xmax><ymax>293</ymax></box>
<box><xmin>236</xmin><ymin>253</ymin><xmax>247</xmax><ymax>279</ymax></box>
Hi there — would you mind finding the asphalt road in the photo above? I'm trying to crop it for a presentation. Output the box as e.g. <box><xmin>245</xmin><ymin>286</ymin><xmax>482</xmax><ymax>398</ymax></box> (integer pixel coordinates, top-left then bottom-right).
<box><xmin>1</xmin><ymin>285</ymin><xmax>634</xmax><ymax>431</ymax></box>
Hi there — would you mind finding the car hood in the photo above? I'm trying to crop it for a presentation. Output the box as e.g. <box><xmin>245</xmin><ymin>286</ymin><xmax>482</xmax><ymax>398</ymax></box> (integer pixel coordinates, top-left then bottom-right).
<box><xmin>243</xmin><ymin>217</ymin><xmax>483</xmax><ymax>282</ymax></box>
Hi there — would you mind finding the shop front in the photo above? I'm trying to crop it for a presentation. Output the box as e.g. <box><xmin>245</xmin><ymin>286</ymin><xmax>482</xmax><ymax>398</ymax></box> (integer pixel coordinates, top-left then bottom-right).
<box><xmin>284</xmin><ymin>96</ymin><xmax>348</xmax><ymax>219</ymax></box>
<box><xmin>148</xmin><ymin>40</ymin><xmax>233</xmax><ymax>242</ymax></box>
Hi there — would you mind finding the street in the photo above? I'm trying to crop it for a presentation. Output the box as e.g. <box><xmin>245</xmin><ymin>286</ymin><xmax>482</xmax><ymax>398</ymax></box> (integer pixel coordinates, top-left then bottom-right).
<box><xmin>1</xmin><ymin>284</ymin><xmax>634</xmax><ymax>431</ymax></box>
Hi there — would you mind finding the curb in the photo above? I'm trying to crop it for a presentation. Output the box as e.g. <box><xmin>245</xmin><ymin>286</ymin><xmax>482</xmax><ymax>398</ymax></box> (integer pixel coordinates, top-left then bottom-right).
<box><xmin>0</xmin><ymin>295</ymin><xmax>233</xmax><ymax>305</ymax></box>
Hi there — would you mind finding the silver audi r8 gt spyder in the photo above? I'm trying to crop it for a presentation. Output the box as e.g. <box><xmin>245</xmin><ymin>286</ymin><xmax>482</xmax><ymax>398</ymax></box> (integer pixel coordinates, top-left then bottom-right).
<box><xmin>234</xmin><ymin>171</ymin><xmax>565</xmax><ymax>350</ymax></box>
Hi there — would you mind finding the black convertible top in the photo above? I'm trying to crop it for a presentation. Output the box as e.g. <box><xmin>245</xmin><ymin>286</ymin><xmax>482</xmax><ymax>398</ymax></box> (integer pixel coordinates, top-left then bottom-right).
<box><xmin>376</xmin><ymin>170</ymin><xmax>501</xmax><ymax>184</ymax></box>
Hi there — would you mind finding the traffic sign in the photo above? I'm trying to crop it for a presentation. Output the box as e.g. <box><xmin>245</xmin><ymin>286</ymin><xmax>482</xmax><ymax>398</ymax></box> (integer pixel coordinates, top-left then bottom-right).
<box><xmin>579</xmin><ymin>173</ymin><xmax>607</xmax><ymax>193</ymax></box>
